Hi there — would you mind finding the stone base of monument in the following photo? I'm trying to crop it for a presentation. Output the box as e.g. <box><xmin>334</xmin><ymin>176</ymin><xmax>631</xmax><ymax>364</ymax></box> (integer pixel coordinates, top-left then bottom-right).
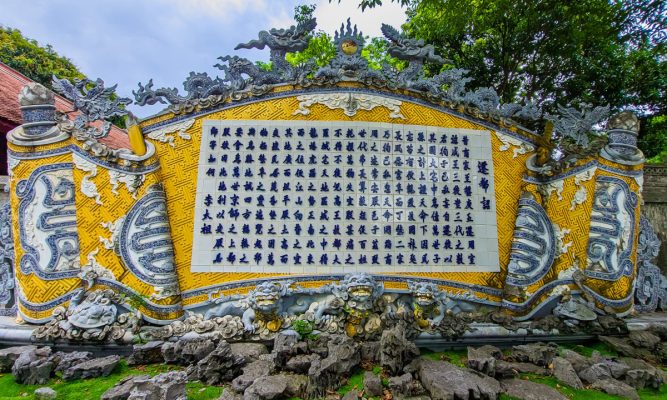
<box><xmin>1</xmin><ymin>313</ymin><xmax>665</xmax><ymax>352</ymax></box>
<box><xmin>0</xmin><ymin>318</ymin><xmax>665</xmax><ymax>400</ymax></box>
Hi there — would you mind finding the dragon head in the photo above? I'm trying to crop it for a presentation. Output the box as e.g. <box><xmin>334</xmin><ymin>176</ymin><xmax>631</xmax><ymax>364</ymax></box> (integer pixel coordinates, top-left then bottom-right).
<box><xmin>333</xmin><ymin>273</ymin><xmax>383</xmax><ymax>303</ymax></box>
<box><xmin>248</xmin><ymin>280</ymin><xmax>292</xmax><ymax>312</ymax></box>
<box><xmin>407</xmin><ymin>281</ymin><xmax>442</xmax><ymax>307</ymax></box>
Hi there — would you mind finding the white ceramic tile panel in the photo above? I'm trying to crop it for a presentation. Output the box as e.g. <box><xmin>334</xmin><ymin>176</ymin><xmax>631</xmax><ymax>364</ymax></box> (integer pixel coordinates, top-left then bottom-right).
<box><xmin>191</xmin><ymin>120</ymin><xmax>500</xmax><ymax>273</ymax></box>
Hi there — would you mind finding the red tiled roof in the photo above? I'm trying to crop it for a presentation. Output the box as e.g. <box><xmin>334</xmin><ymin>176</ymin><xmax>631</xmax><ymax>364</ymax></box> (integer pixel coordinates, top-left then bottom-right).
<box><xmin>0</xmin><ymin>62</ymin><xmax>130</xmax><ymax>149</ymax></box>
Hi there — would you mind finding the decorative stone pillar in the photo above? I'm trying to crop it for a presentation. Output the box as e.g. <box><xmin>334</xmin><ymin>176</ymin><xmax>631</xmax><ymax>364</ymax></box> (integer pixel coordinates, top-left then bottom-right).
<box><xmin>19</xmin><ymin>83</ymin><xmax>57</xmax><ymax>136</ymax></box>
<box><xmin>7</xmin><ymin>83</ymin><xmax>69</xmax><ymax>145</ymax></box>
<box><xmin>601</xmin><ymin>111</ymin><xmax>644</xmax><ymax>165</ymax></box>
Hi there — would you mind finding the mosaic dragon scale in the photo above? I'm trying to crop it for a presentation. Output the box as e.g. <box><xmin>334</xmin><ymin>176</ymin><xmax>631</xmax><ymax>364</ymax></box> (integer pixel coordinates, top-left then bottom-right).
<box><xmin>2</xmin><ymin>17</ymin><xmax>664</xmax><ymax>345</ymax></box>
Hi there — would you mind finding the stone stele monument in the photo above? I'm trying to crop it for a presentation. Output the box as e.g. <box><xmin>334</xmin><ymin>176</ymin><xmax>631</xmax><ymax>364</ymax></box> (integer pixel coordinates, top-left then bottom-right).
<box><xmin>1</xmin><ymin>18</ymin><xmax>664</xmax><ymax>344</ymax></box>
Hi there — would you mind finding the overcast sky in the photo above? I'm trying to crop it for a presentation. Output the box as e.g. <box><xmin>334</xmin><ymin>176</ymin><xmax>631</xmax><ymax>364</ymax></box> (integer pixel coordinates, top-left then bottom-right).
<box><xmin>1</xmin><ymin>0</ymin><xmax>407</xmax><ymax>117</ymax></box>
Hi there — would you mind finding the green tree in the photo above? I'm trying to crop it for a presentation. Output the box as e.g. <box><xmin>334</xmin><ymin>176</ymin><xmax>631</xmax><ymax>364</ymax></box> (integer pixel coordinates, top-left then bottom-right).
<box><xmin>343</xmin><ymin>0</ymin><xmax>667</xmax><ymax>161</ymax></box>
<box><xmin>0</xmin><ymin>26</ymin><xmax>84</xmax><ymax>90</ymax></box>
<box><xmin>0</xmin><ymin>26</ymin><xmax>127</xmax><ymax>128</ymax></box>
<box><xmin>286</xmin><ymin>4</ymin><xmax>337</xmax><ymax>68</ymax></box>
<box><xmin>361</xmin><ymin>37</ymin><xmax>406</xmax><ymax>70</ymax></box>
<box><xmin>639</xmin><ymin>115</ymin><xmax>667</xmax><ymax>162</ymax></box>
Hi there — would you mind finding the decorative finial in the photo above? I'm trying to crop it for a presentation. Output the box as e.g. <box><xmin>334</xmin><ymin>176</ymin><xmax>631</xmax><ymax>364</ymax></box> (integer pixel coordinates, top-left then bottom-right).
<box><xmin>17</xmin><ymin>83</ymin><xmax>57</xmax><ymax>138</ymax></box>
<box><xmin>602</xmin><ymin>110</ymin><xmax>643</xmax><ymax>164</ymax></box>
<box><xmin>608</xmin><ymin>110</ymin><xmax>639</xmax><ymax>132</ymax></box>
<box><xmin>18</xmin><ymin>82</ymin><xmax>54</xmax><ymax>107</ymax></box>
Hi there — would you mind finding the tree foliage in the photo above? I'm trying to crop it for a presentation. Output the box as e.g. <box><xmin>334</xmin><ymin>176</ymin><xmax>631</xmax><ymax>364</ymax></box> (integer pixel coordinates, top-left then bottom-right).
<box><xmin>0</xmin><ymin>26</ymin><xmax>127</xmax><ymax>128</ymax></box>
<box><xmin>342</xmin><ymin>0</ymin><xmax>667</xmax><ymax>162</ymax></box>
<box><xmin>286</xmin><ymin>4</ymin><xmax>337</xmax><ymax>68</ymax></box>
<box><xmin>0</xmin><ymin>26</ymin><xmax>84</xmax><ymax>90</ymax></box>
<box><xmin>639</xmin><ymin>114</ymin><xmax>667</xmax><ymax>162</ymax></box>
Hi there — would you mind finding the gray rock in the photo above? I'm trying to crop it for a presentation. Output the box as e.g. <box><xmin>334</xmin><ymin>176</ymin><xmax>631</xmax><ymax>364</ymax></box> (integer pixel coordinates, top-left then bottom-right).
<box><xmin>501</xmin><ymin>379</ymin><xmax>568</xmax><ymax>400</ymax></box>
<box><xmin>629</xmin><ymin>331</ymin><xmax>661</xmax><ymax>349</ymax></box>
<box><xmin>578</xmin><ymin>363</ymin><xmax>612</xmax><ymax>384</ymax></box>
<box><xmin>492</xmin><ymin>361</ymin><xmax>519</xmax><ymax>379</ymax></box>
<box><xmin>0</xmin><ymin>345</ymin><xmax>37</xmax><ymax>372</ymax></box>
<box><xmin>246</xmin><ymin>375</ymin><xmax>288</xmax><ymax>399</ymax></box>
<box><xmin>162</xmin><ymin>337</ymin><xmax>215</xmax><ymax>364</ymax></box>
<box><xmin>467</xmin><ymin>345</ymin><xmax>501</xmax><ymax>376</ymax></box>
<box><xmin>606</xmin><ymin>361</ymin><xmax>630</xmax><ymax>379</ymax></box>
<box><xmin>380</xmin><ymin>322</ymin><xmax>420</xmax><ymax>375</ymax></box>
<box><xmin>388</xmin><ymin>373</ymin><xmax>413</xmax><ymax>396</ymax></box>
<box><xmin>625</xmin><ymin>369</ymin><xmax>663</xmax><ymax>390</ymax></box>
<box><xmin>62</xmin><ymin>355</ymin><xmax>121</xmax><ymax>381</ymax></box>
<box><xmin>280</xmin><ymin>373</ymin><xmax>308</xmax><ymax>398</ymax></box>
<box><xmin>598</xmin><ymin>336</ymin><xmax>637</xmax><ymax>358</ymax></box>
<box><xmin>231</xmin><ymin>359</ymin><xmax>275</xmax><ymax>392</ymax></box>
<box><xmin>128</xmin><ymin>341</ymin><xmax>164</xmax><ymax>365</ymax></box>
<box><xmin>364</xmin><ymin>371</ymin><xmax>383</xmax><ymax>397</ymax></box>
<box><xmin>341</xmin><ymin>389</ymin><xmax>359</xmax><ymax>400</ymax></box>
<box><xmin>218</xmin><ymin>389</ymin><xmax>244</xmax><ymax>400</ymax></box>
<box><xmin>511</xmin><ymin>343</ymin><xmax>558</xmax><ymax>366</ymax></box>
<box><xmin>360</xmin><ymin>341</ymin><xmax>380</xmax><ymax>363</ymax></box>
<box><xmin>229</xmin><ymin>342</ymin><xmax>269</xmax><ymax>363</ymax></box>
<box><xmin>551</xmin><ymin>357</ymin><xmax>583</xmax><ymax>389</ymax></box>
<box><xmin>285</xmin><ymin>353</ymin><xmax>319</xmax><ymax>374</ymax></box>
<box><xmin>658</xmin><ymin>342</ymin><xmax>667</xmax><ymax>364</ymax></box>
<box><xmin>418</xmin><ymin>359</ymin><xmax>502</xmax><ymax>400</ymax></box>
<box><xmin>620</xmin><ymin>357</ymin><xmax>664</xmax><ymax>389</ymax></box>
<box><xmin>307</xmin><ymin>334</ymin><xmax>361</xmax><ymax>396</ymax></box>
<box><xmin>272</xmin><ymin>331</ymin><xmax>303</xmax><ymax>367</ymax></box>
<box><xmin>12</xmin><ymin>347</ymin><xmax>54</xmax><ymax>385</ymax></box>
<box><xmin>394</xmin><ymin>396</ymin><xmax>432</xmax><ymax>400</ymax></box>
<box><xmin>127</xmin><ymin>371</ymin><xmax>188</xmax><ymax>400</ymax></box>
<box><xmin>102</xmin><ymin>375</ymin><xmax>150</xmax><ymax>400</ymax></box>
<box><xmin>590</xmin><ymin>378</ymin><xmax>639</xmax><ymax>400</ymax></box>
<box><xmin>306</xmin><ymin>333</ymin><xmax>330</xmax><ymax>358</ymax></box>
<box><xmin>559</xmin><ymin>349</ymin><xmax>591</xmax><ymax>372</ymax></box>
<box><xmin>187</xmin><ymin>340</ymin><xmax>245</xmax><ymax>385</ymax></box>
<box><xmin>34</xmin><ymin>387</ymin><xmax>57</xmax><ymax>400</ymax></box>
<box><xmin>495</xmin><ymin>361</ymin><xmax>548</xmax><ymax>378</ymax></box>
<box><xmin>243</xmin><ymin>374</ymin><xmax>306</xmax><ymax>400</ymax></box>
<box><xmin>586</xmin><ymin>355</ymin><xmax>631</xmax><ymax>379</ymax></box>
<box><xmin>50</xmin><ymin>351</ymin><xmax>94</xmax><ymax>373</ymax></box>
<box><xmin>403</xmin><ymin>358</ymin><xmax>423</xmax><ymax>376</ymax></box>
<box><xmin>588</xmin><ymin>351</ymin><xmax>604</xmax><ymax>364</ymax></box>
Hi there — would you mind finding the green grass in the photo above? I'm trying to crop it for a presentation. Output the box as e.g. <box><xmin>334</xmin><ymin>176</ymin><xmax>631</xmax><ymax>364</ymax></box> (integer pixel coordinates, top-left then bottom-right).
<box><xmin>560</xmin><ymin>342</ymin><xmax>618</xmax><ymax>358</ymax></box>
<box><xmin>336</xmin><ymin>368</ymin><xmax>365</xmax><ymax>395</ymax></box>
<box><xmin>0</xmin><ymin>361</ymin><xmax>221</xmax><ymax>400</ymax></box>
<box><xmin>421</xmin><ymin>349</ymin><xmax>467</xmax><ymax>367</ymax></box>
<box><xmin>637</xmin><ymin>384</ymin><xmax>667</xmax><ymax>400</ymax></box>
<box><xmin>186</xmin><ymin>382</ymin><xmax>224</xmax><ymax>400</ymax></box>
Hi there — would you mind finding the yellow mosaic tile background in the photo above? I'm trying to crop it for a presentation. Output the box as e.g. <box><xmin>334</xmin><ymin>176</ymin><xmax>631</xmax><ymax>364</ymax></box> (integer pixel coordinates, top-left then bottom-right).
<box><xmin>144</xmin><ymin>95</ymin><xmax>532</xmax><ymax>308</ymax></box>
<box><xmin>9</xmin><ymin>90</ymin><xmax>642</xmax><ymax>320</ymax></box>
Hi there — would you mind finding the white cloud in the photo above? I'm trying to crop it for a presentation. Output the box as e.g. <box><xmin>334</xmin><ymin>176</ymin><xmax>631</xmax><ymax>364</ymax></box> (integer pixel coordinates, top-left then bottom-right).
<box><xmin>312</xmin><ymin>0</ymin><xmax>407</xmax><ymax>38</ymax></box>
<box><xmin>159</xmin><ymin>0</ymin><xmax>269</xmax><ymax>20</ymax></box>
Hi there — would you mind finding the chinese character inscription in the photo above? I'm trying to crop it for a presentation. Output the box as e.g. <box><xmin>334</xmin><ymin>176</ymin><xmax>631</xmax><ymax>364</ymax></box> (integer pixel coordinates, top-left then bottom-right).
<box><xmin>191</xmin><ymin>121</ymin><xmax>499</xmax><ymax>273</ymax></box>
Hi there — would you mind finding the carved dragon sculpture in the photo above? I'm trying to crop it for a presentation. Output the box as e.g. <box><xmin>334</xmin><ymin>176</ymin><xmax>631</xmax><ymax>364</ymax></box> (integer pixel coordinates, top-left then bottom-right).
<box><xmin>234</xmin><ymin>18</ymin><xmax>317</xmax><ymax>77</ymax></box>
<box><xmin>215</xmin><ymin>56</ymin><xmax>282</xmax><ymax>89</ymax></box>
<box><xmin>381</xmin><ymin>23</ymin><xmax>446</xmax><ymax>83</ymax></box>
